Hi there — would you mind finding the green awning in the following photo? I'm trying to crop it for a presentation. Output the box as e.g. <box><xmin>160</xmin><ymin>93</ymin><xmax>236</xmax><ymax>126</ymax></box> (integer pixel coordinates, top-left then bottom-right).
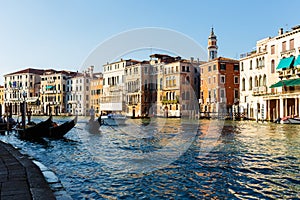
<box><xmin>294</xmin><ymin>55</ymin><xmax>300</xmax><ymax>67</ymax></box>
<box><xmin>276</xmin><ymin>56</ymin><xmax>294</xmax><ymax>70</ymax></box>
<box><xmin>270</xmin><ymin>78</ymin><xmax>300</xmax><ymax>88</ymax></box>
<box><xmin>45</xmin><ymin>85</ymin><xmax>54</xmax><ymax>89</ymax></box>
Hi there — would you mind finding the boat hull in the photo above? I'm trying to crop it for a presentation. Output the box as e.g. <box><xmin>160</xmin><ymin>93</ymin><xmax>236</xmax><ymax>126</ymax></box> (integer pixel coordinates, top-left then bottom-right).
<box><xmin>281</xmin><ymin>118</ymin><xmax>300</xmax><ymax>124</ymax></box>
<box><xmin>101</xmin><ymin>116</ymin><xmax>127</xmax><ymax>126</ymax></box>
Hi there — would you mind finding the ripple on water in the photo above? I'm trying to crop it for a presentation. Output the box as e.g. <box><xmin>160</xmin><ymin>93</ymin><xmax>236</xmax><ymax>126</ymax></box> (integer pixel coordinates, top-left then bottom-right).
<box><xmin>0</xmin><ymin>118</ymin><xmax>299</xmax><ymax>199</ymax></box>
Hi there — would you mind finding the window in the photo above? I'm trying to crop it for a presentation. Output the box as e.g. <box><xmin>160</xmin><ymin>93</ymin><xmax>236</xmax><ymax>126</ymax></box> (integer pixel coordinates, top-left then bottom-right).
<box><xmin>220</xmin><ymin>75</ymin><xmax>225</xmax><ymax>84</ymax></box>
<box><xmin>234</xmin><ymin>76</ymin><xmax>239</xmax><ymax>84</ymax></box>
<box><xmin>220</xmin><ymin>89</ymin><xmax>225</xmax><ymax>98</ymax></box>
<box><xmin>208</xmin><ymin>77</ymin><xmax>211</xmax><ymax>84</ymax></box>
<box><xmin>242</xmin><ymin>78</ymin><xmax>245</xmax><ymax>91</ymax></box>
<box><xmin>208</xmin><ymin>66</ymin><xmax>211</xmax><ymax>72</ymax></box>
<box><xmin>282</xmin><ymin>41</ymin><xmax>286</xmax><ymax>52</ymax></box>
<box><xmin>182</xmin><ymin>66</ymin><xmax>185</xmax><ymax>72</ymax></box>
<box><xmin>213</xmin><ymin>65</ymin><xmax>217</xmax><ymax>70</ymax></box>
<box><xmin>290</xmin><ymin>39</ymin><xmax>294</xmax><ymax>50</ymax></box>
<box><xmin>250</xmin><ymin>60</ymin><xmax>253</xmax><ymax>70</ymax></box>
<box><xmin>220</xmin><ymin>63</ymin><xmax>226</xmax><ymax>70</ymax></box>
<box><xmin>241</xmin><ymin>62</ymin><xmax>244</xmax><ymax>71</ymax></box>
<box><xmin>271</xmin><ymin>60</ymin><xmax>275</xmax><ymax>73</ymax></box>
<box><xmin>201</xmin><ymin>67</ymin><xmax>204</xmax><ymax>74</ymax></box>
<box><xmin>234</xmin><ymin>89</ymin><xmax>239</xmax><ymax>99</ymax></box>
<box><xmin>176</xmin><ymin>66</ymin><xmax>178</xmax><ymax>72</ymax></box>
<box><xmin>213</xmin><ymin>76</ymin><xmax>216</xmax><ymax>84</ymax></box>
<box><xmin>271</xmin><ymin>45</ymin><xmax>275</xmax><ymax>54</ymax></box>
<box><xmin>234</xmin><ymin>64</ymin><xmax>239</xmax><ymax>71</ymax></box>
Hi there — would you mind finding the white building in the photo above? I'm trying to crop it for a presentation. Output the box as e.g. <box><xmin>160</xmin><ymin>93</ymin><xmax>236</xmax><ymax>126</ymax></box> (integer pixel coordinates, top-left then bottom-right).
<box><xmin>66</xmin><ymin>66</ymin><xmax>94</xmax><ymax>116</ymax></box>
<box><xmin>240</xmin><ymin>25</ymin><xmax>300</xmax><ymax>121</ymax></box>
<box><xmin>100</xmin><ymin>59</ymin><xmax>139</xmax><ymax>114</ymax></box>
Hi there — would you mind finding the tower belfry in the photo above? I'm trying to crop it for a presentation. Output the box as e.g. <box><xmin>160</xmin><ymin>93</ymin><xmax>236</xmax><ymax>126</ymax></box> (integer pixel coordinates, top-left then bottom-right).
<box><xmin>208</xmin><ymin>27</ymin><xmax>218</xmax><ymax>61</ymax></box>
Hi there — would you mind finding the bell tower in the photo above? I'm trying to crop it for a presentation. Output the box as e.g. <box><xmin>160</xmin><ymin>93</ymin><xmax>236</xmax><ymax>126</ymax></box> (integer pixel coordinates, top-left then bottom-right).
<box><xmin>208</xmin><ymin>27</ymin><xmax>218</xmax><ymax>61</ymax></box>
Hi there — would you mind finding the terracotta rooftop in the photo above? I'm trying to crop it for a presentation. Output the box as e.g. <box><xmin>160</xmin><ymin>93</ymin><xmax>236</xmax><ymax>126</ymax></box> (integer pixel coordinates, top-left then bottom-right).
<box><xmin>4</xmin><ymin>68</ymin><xmax>45</xmax><ymax>76</ymax></box>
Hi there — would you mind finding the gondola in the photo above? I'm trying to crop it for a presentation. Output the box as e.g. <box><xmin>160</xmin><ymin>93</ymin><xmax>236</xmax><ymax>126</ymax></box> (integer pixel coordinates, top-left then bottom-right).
<box><xmin>86</xmin><ymin>118</ymin><xmax>100</xmax><ymax>133</ymax></box>
<box><xmin>16</xmin><ymin>116</ymin><xmax>53</xmax><ymax>139</ymax></box>
<box><xmin>48</xmin><ymin>116</ymin><xmax>78</xmax><ymax>138</ymax></box>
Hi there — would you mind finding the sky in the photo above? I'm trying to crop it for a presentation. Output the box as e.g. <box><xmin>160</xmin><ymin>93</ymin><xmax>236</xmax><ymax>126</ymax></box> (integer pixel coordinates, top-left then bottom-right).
<box><xmin>1</xmin><ymin>0</ymin><xmax>300</xmax><ymax>83</ymax></box>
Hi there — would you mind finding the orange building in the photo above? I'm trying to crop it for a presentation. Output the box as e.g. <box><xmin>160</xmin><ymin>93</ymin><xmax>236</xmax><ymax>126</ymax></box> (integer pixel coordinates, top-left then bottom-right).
<box><xmin>200</xmin><ymin>29</ymin><xmax>240</xmax><ymax>116</ymax></box>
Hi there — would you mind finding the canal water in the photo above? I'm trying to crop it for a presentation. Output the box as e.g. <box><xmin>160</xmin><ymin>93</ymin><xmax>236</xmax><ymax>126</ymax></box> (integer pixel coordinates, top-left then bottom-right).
<box><xmin>0</xmin><ymin>117</ymin><xmax>299</xmax><ymax>199</ymax></box>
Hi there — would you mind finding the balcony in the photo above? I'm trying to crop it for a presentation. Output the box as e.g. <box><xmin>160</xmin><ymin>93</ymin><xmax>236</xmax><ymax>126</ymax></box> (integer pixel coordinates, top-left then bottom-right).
<box><xmin>280</xmin><ymin>48</ymin><xmax>296</xmax><ymax>57</ymax></box>
<box><xmin>259</xmin><ymin>86</ymin><xmax>267</xmax><ymax>93</ymax></box>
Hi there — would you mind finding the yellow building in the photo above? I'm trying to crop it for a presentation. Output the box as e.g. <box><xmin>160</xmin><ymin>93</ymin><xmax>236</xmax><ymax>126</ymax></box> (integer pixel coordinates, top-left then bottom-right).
<box><xmin>0</xmin><ymin>86</ymin><xmax>4</xmax><ymax>115</ymax></box>
<box><xmin>90</xmin><ymin>73</ymin><xmax>103</xmax><ymax>116</ymax></box>
<box><xmin>40</xmin><ymin>69</ymin><xmax>76</xmax><ymax>115</ymax></box>
<box><xmin>151</xmin><ymin>54</ymin><xmax>200</xmax><ymax>117</ymax></box>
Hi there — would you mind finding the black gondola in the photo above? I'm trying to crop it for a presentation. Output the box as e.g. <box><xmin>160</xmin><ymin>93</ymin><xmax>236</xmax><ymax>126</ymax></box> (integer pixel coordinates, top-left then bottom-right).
<box><xmin>16</xmin><ymin>116</ymin><xmax>53</xmax><ymax>139</ymax></box>
<box><xmin>48</xmin><ymin>116</ymin><xmax>78</xmax><ymax>138</ymax></box>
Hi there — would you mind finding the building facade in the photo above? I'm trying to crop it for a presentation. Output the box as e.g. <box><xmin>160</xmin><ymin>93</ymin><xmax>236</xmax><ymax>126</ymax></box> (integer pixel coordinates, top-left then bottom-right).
<box><xmin>40</xmin><ymin>70</ymin><xmax>76</xmax><ymax>115</ymax></box>
<box><xmin>200</xmin><ymin>57</ymin><xmax>240</xmax><ymax>115</ymax></box>
<box><xmin>0</xmin><ymin>86</ymin><xmax>4</xmax><ymax>115</ymax></box>
<box><xmin>66</xmin><ymin>67</ymin><xmax>94</xmax><ymax>116</ymax></box>
<box><xmin>90</xmin><ymin>72</ymin><xmax>103</xmax><ymax>116</ymax></box>
<box><xmin>124</xmin><ymin>61</ymin><xmax>153</xmax><ymax>117</ymax></box>
<box><xmin>100</xmin><ymin>59</ymin><xmax>139</xmax><ymax>114</ymax></box>
<box><xmin>240</xmin><ymin>25</ymin><xmax>300</xmax><ymax>121</ymax></box>
<box><xmin>151</xmin><ymin>54</ymin><xmax>200</xmax><ymax>117</ymax></box>
<box><xmin>4</xmin><ymin>68</ymin><xmax>44</xmax><ymax>115</ymax></box>
<box><xmin>200</xmin><ymin>29</ymin><xmax>240</xmax><ymax>117</ymax></box>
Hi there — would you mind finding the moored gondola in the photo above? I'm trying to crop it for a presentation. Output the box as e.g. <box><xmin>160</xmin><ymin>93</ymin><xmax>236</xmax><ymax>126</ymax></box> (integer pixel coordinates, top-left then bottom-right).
<box><xmin>48</xmin><ymin>116</ymin><xmax>78</xmax><ymax>138</ymax></box>
<box><xmin>16</xmin><ymin>116</ymin><xmax>53</xmax><ymax>139</ymax></box>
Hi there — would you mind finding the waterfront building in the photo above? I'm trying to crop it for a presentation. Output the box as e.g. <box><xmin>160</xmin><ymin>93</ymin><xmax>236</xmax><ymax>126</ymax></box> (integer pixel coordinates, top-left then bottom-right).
<box><xmin>66</xmin><ymin>66</ymin><xmax>94</xmax><ymax>116</ymax></box>
<box><xmin>151</xmin><ymin>54</ymin><xmax>200</xmax><ymax>117</ymax></box>
<box><xmin>90</xmin><ymin>72</ymin><xmax>103</xmax><ymax>116</ymax></box>
<box><xmin>124</xmin><ymin>61</ymin><xmax>153</xmax><ymax>117</ymax></box>
<box><xmin>200</xmin><ymin>29</ymin><xmax>240</xmax><ymax>116</ymax></box>
<box><xmin>40</xmin><ymin>69</ymin><xmax>76</xmax><ymax>115</ymax></box>
<box><xmin>240</xmin><ymin>25</ymin><xmax>300</xmax><ymax>121</ymax></box>
<box><xmin>0</xmin><ymin>86</ymin><xmax>4</xmax><ymax>114</ymax></box>
<box><xmin>4</xmin><ymin>68</ymin><xmax>44</xmax><ymax>115</ymax></box>
<box><xmin>100</xmin><ymin>59</ymin><xmax>139</xmax><ymax>114</ymax></box>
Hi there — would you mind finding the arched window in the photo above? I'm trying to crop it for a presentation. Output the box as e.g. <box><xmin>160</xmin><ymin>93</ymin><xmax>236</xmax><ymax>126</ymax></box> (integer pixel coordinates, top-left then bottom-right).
<box><xmin>186</xmin><ymin>76</ymin><xmax>190</xmax><ymax>83</ymax></box>
<box><xmin>271</xmin><ymin>60</ymin><xmax>275</xmax><ymax>73</ymax></box>
<box><xmin>242</xmin><ymin>78</ymin><xmax>245</xmax><ymax>91</ymax></box>
<box><xmin>254</xmin><ymin>76</ymin><xmax>258</xmax><ymax>87</ymax></box>
<box><xmin>250</xmin><ymin>60</ymin><xmax>253</xmax><ymax>70</ymax></box>
<box><xmin>263</xmin><ymin>74</ymin><xmax>267</xmax><ymax>86</ymax></box>
<box><xmin>259</xmin><ymin>75</ymin><xmax>262</xmax><ymax>86</ymax></box>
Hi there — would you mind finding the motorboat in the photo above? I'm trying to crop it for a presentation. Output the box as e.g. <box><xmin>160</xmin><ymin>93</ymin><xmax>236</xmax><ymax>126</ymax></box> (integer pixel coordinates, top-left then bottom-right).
<box><xmin>99</xmin><ymin>113</ymin><xmax>127</xmax><ymax>126</ymax></box>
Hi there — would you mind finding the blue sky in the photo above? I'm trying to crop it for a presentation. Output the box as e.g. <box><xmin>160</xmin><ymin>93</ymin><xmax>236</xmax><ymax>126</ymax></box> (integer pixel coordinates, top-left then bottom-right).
<box><xmin>1</xmin><ymin>0</ymin><xmax>300</xmax><ymax>83</ymax></box>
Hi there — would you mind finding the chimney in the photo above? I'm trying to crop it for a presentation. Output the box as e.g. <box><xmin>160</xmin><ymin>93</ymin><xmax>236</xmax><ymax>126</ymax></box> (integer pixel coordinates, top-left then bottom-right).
<box><xmin>190</xmin><ymin>57</ymin><xmax>194</xmax><ymax>62</ymax></box>
<box><xmin>278</xmin><ymin>28</ymin><xmax>283</xmax><ymax>35</ymax></box>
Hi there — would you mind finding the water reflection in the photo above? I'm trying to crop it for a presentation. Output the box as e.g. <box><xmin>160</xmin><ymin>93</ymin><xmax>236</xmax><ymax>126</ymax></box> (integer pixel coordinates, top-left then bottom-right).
<box><xmin>0</xmin><ymin>117</ymin><xmax>299</xmax><ymax>199</ymax></box>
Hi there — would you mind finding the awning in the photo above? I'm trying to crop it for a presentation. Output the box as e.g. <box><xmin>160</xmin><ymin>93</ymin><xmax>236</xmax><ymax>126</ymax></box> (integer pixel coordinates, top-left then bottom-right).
<box><xmin>270</xmin><ymin>78</ymin><xmax>300</xmax><ymax>88</ymax></box>
<box><xmin>294</xmin><ymin>55</ymin><xmax>300</xmax><ymax>67</ymax></box>
<box><xmin>276</xmin><ymin>56</ymin><xmax>294</xmax><ymax>70</ymax></box>
<box><xmin>46</xmin><ymin>85</ymin><xmax>54</xmax><ymax>89</ymax></box>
